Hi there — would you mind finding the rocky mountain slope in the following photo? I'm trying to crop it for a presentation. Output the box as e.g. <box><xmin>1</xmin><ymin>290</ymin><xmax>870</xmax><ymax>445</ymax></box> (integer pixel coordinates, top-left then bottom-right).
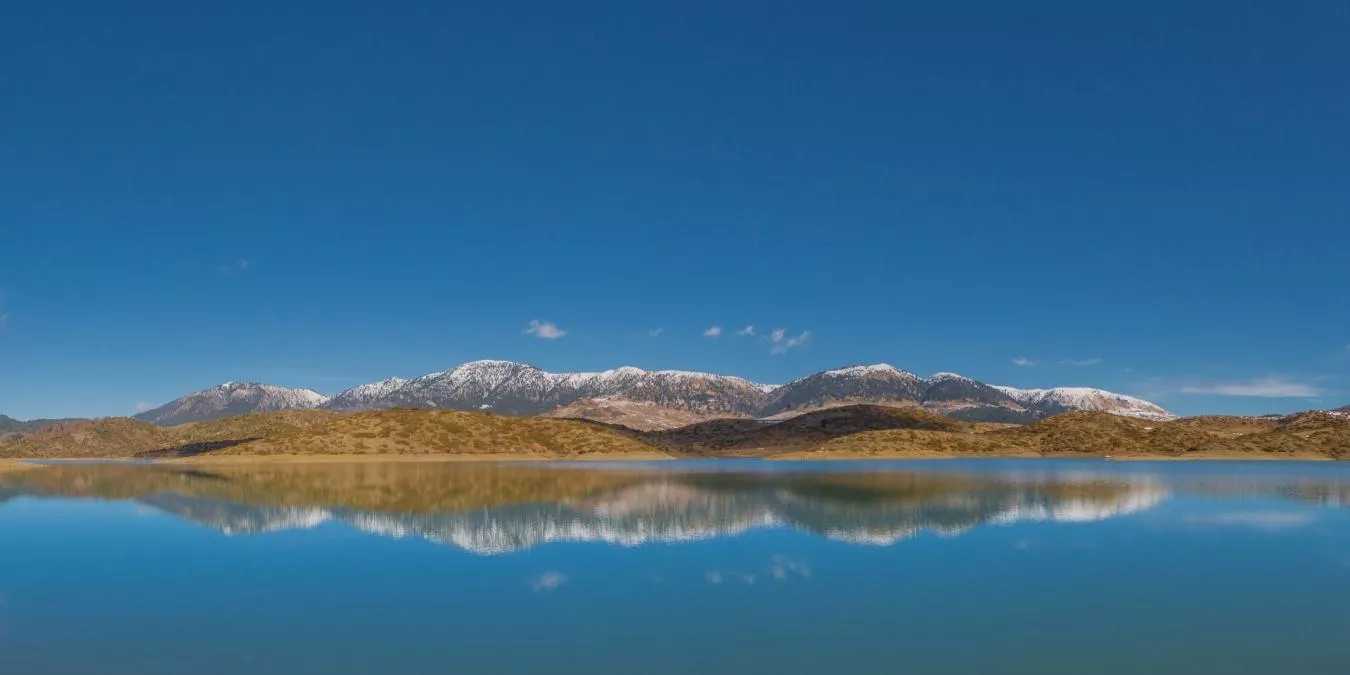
<box><xmin>323</xmin><ymin>377</ymin><xmax>408</xmax><ymax>411</ymax></box>
<box><xmin>131</xmin><ymin>360</ymin><xmax>1174</xmax><ymax>427</ymax></box>
<box><xmin>994</xmin><ymin>386</ymin><xmax>1174</xmax><ymax>422</ymax></box>
<box><xmin>134</xmin><ymin>382</ymin><xmax>329</xmax><ymax>426</ymax></box>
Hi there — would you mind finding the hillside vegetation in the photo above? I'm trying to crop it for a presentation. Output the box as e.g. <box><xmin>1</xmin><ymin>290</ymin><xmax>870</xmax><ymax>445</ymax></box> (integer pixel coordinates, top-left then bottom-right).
<box><xmin>788</xmin><ymin>411</ymin><xmax>1349</xmax><ymax>459</ymax></box>
<box><xmin>1</xmin><ymin>406</ymin><xmax>1344</xmax><ymax>461</ymax></box>
<box><xmin>635</xmin><ymin>404</ymin><xmax>966</xmax><ymax>456</ymax></box>
<box><xmin>205</xmin><ymin>409</ymin><xmax>667</xmax><ymax>458</ymax></box>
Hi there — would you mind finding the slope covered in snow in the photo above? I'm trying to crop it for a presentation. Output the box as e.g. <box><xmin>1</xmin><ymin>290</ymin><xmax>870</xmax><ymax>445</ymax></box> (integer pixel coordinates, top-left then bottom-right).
<box><xmin>135</xmin><ymin>382</ymin><xmax>329</xmax><ymax>426</ymax></box>
<box><xmin>993</xmin><ymin>386</ymin><xmax>1176</xmax><ymax>421</ymax></box>
<box><xmin>325</xmin><ymin>377</ymin><xmax>410</xmax><ymax>411</ymax></box>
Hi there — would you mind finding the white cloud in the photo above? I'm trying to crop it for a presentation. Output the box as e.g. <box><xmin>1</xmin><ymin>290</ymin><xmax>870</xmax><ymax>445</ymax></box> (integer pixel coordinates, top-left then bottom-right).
<box><xmin>703</xmin><ymin>326</ymin><xmax>722</xmax><ymax>337</ymax></box>
<box><xmin>647</xmin><ymin>328</ymin><xmax>664</xmax><ymax>338</ymax></box>
<box><xmin>528</xmin><ymin>571</ymin><xmax>568</xmax><ymax>592</ymax></box>
<box><xmin>1012</xmin><ymin>357</ymin><xmax>1036</xmax><ymax>367</ymax></box>
<box><xmin>736</xmin><ymin>325</ymin><xmax>755</xmax><ymax>337</ymax></box>
<box><xmin>705</xmin><ymin>571</ymin><xmax>723</xmax><ymax>584</ymax></box>
<box><xmin>523</xmin><ymin>320</ymin><xmax>567</xmax><ymax>340</ymax></box>
<box><xmin>134</xmin><ymin>402</ymin><xmax>155</xmax><ymax>413</ymax></box>
<box><xmin>1060</xmin><ymin>358</ymin><xmax>1103</xmax><ymax>367</ymax></box>
<box><xmin>769</xmin><ymin>329</ymin><xmax>811</xmax><ymax>355</ymax></box>
<box><xmin>1181</xmin><ymin>376</ymin><xmax>1322</xmax><ymax>398</ymax></box>
<box><xmin>0</xmin><ymin>313</ymin><xmax>7</xmax><ymax>330</ymax></box>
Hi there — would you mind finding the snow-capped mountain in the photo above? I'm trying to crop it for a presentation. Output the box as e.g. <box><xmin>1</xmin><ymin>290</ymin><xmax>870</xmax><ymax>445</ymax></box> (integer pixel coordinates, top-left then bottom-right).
<box><xmin>993</xmin><ymin>386</ymin><xmax>1177</xmax><ymax>422</ymax></box>
<box><xmin>345</xmin><ymin>360</ymin><xmax>768</xmax><ymax>417</ymax></box>
<box><xmin>134</xmin><ymin>382</ymin><xmax>329</xmax><ymax>426</ymax></box>
<box><xmin>759</xmin><ymin>364</ymin><xmax>926</xmax><ymax>416</ymax></box>
<box><xmin>133</xmin><ymin>361</ymin><xmax>1175</xmax><ymax>426</ymax></box>
<box><xmin>323</xmin><ymin>377</ymin><xmax>409</xmax><ymax>411</ymax></box>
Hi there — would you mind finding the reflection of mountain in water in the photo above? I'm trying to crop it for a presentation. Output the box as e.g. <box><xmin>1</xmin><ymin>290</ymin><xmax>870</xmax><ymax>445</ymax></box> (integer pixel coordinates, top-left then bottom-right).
<box><xmin>138</xmin><ymin>494</ymin><xmax>331</xmax><ymax>535</ymax></box>
<box><xmin>0</xmin><ymin>463</ymin><xmax>1176</xmax><ymax>553</ymax></box>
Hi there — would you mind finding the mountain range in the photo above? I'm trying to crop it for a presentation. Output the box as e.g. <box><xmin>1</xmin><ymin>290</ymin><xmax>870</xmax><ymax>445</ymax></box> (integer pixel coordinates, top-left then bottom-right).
<box><xmin>131</xmin><ymin>360</ymin><xmax>1176</xmax><ymax>428</ymax></box>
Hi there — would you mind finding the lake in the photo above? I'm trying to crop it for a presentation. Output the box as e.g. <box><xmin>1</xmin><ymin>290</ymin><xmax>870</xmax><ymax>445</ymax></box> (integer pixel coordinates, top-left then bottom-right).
<box><xmin>2</xmin><ymin>459</ymin><xmax>1348</xmax><ymax>674</ymax></box>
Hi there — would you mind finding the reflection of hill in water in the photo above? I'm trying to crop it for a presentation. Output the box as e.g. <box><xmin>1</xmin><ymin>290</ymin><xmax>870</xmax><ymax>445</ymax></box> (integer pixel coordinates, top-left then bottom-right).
<box><xmin>2</xmin><ymin>462</ymin><xmax>1342</xmax><ymax>553</ymax></box>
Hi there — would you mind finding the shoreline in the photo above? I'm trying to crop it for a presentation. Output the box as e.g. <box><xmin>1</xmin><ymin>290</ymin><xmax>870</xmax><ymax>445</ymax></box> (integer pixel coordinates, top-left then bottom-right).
<box><xmin>3</xmin><ymin>451</ymin><xmax>1340</xmax><ymax>464</ymax></box>
<box><xmin>162</xmin><ymin>451</ymin><xmax>676</xmax><ymax>465</ymax></box>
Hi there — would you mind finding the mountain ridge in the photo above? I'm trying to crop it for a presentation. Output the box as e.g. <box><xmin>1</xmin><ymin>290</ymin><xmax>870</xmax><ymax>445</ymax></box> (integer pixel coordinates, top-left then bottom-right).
<box><xmin>130</xmin><ymin>360</ymin><xmax>1175</xmax><ymax>428</ymax></box>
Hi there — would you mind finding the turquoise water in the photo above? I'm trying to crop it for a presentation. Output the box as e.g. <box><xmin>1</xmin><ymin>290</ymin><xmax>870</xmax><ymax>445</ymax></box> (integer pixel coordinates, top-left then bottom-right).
<box><xmin>2</xmin><ymin>459</ymin><xmax>1349</xmax><ymax>674</ymax></box>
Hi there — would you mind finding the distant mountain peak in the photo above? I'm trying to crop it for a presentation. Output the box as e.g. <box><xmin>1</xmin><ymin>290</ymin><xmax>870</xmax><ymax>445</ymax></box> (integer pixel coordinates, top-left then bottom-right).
<box><xmin>993</xmin><ymin>386</ymin><xmax>1175</xmax><ymax>421</ymax></box>
<box><xmin>925</xmin><ymin>372</ymin><xmax>974</xmax><ymax>383</ymax></box>
<box><xmin>134</xmin><ymin>382</ymin><xmax>329</xmax><ymax>426</ymax></box>
<box><xmin>820</xmin><ymin>363</ymin><xmax>912</xmax><ymax>378</ymax></box>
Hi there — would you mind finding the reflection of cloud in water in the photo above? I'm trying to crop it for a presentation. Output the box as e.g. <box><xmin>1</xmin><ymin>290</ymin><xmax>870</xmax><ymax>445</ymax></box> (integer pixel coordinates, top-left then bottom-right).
<box><xmin>528</xmin><ymin>571</ymin><xmax>568</xmax><ymax>592</ymax></box>
<box><xmin>1181</xmin><ymin>511</ymin><xmax>1316</xmax><ymax>531</ymax></box>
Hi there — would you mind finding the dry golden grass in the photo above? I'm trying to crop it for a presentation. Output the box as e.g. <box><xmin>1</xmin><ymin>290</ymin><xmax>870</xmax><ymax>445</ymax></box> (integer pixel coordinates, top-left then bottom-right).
<box><xmin>0</xmin><ymin>410</ymin><xmax>342</xmax><ymax>459</ymax></box>
<box><xmin>3</xmin><ymin>406</ymin><xmax>1343</xmax><ymax>462</ymax></box>
<box><xmin>642</xmin><ymin>404</ymin><xmax>968</xmax><ymax>457</ymax></box>
<box><xmin>210</xmin><ymin>408</ymin><xmax>670</xmax><ymax>459</ymax></box>
<box><xmin>788</xmin><ymin>411</ymin><xmax>1348</xmax><ymax>460</ymax></box>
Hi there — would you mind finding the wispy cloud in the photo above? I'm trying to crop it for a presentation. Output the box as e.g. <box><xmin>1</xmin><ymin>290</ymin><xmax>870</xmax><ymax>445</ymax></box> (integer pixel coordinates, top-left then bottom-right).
<box><xmin>1060</xmin><ymin>358</ymin><xmax>1103</xmax><ymax>367</ymax></box>
<box><xmin>703</xmin><ymin>325</ymin><xmax>723</xmax><ymax>338</ymax></box>
<box><xmin>646</xmin><ymin>328</ymin><xmax>664</xmax><ymax>338</ymax></box>
<box><xmin>1014</xmin><ymin>356</ymin><xmax>1101</xmax><ymax>367</ymax></box>
<box><xmin>220</xmin><ymin>259</ymin><xmax>251</xmax><ymax>275</ymax></box>
<box><xmin>0</xmin><ymin>313</ymin><xmax>7</xmax><ymax>330</ymax></box>
<box><xmin>528</xmin><ymin>571</ymin><xmax>568</xmax><ymax>592</ymax></box>
<box><xmin>736</xmin><ymin>325</ymin><xmax>756</xmax><ymax>337</ymax></box>
<box><xmin>769</xmin><ymin>329</ymin><xmax>811</xmax><ymax>355</ymax></box>
<box><xmin>134</xmin><ymin>402</ymin><xmax>155</xmax><ymax>413</ymax></box>
<box><xmin>523</xmin><ymin>320</ymin><xmax>567</xmax><ymax>340</ymax></box>
<box><xmin>1181</xmin><ymin>376</ymin><xmax>1322</xmax><ymax>398</ymax></box>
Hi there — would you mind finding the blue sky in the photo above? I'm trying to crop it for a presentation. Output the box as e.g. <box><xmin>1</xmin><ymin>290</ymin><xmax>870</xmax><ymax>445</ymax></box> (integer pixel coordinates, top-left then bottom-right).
<box><xmin>2</xmin><ymin>1</ymin><xmax>1347</xmax><ymax>419</ymax></box>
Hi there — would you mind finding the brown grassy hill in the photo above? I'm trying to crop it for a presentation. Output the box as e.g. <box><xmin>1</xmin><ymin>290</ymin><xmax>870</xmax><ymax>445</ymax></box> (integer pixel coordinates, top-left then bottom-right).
<box><xmin>0</xmin><ymin>418</ymin><xmax>174</xmax><ymax>458</ymax></box>
<box><xmin>207</xmin><ymin>408</ymin><xmax>670</xmax><ymax>458</ymax></box>
<box><xmin>641</xmin><ymin>405</ymin><xmax>967</xmax><ymax>457</ymax></box>
<box><xmin>0</xmin><ymin>410</ymin><xmax>340</xmax><ymax>459</ymax></box>
<box><xmin>788</xmin><ymin>410</ymin><xmax>1348</xmax><ymax>460</ymax></box>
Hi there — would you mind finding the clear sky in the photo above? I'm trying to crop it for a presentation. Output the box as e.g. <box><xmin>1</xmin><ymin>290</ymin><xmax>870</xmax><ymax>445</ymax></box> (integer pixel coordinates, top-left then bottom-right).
<box><xmin>3</xmin><ymin>1</ymin><xmax>1347</xmax><ymax>420</ymax></box>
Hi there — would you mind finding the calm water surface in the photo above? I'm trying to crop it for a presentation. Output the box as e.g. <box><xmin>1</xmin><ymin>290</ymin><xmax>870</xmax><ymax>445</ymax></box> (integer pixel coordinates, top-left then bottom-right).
<box><xmin>2</xmin><ymin>459</ymin><xmax>1349</xmax><ymax>674</ymax></box>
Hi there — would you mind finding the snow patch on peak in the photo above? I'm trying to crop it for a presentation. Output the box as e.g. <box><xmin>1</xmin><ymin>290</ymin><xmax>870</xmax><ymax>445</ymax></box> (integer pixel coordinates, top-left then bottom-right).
<box><xmin>994</xmin><ymin>385</ymin><xmax>1175</xmax><ymax>421</ymax></box>
<box><xmin>925</xmin><ymin>372</ymin><xmax>974</xmax><ymax>383</ymax></box>
<box><xmin>820</xmin><ymin>364</ymin><xmax>913</xmax><ymax>378</ymax></box>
